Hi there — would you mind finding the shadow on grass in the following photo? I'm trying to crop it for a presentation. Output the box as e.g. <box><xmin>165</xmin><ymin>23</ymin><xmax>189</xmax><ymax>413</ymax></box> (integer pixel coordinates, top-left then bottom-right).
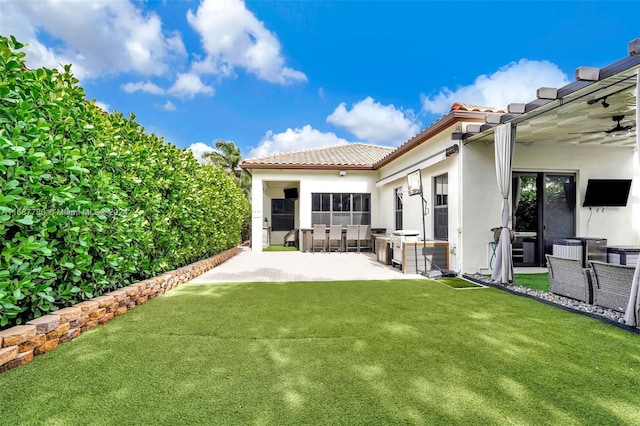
<box><xmin>1</xmin><ymin>280</ymin><xmax>639</xmax><ymax>425</ymax></box>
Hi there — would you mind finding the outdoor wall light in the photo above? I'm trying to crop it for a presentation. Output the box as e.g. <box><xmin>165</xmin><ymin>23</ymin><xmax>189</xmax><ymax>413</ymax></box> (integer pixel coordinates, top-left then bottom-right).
<box><xmin>339</xmin><ymin>170</ymin><xmax>347</xmax><ymax>177</ymax></box>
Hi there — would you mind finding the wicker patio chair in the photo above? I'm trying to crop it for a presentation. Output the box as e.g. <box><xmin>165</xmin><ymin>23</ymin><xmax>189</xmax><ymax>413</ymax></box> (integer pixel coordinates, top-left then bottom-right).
<box><xmin>328</xmin><ymin>225</ymin><xmax>343</xmax><ymax>252</ymax></box>
<box><xmin>345</xmin><ymin>225</ymin><xmax>359</xmax><ymax>252</ymax></box>
<box><xmin>546</xmin><ymin>255</ymin><xmax>593</xmax><ymax>303</ymax></box>
<box><xmin>588</xmin><ymin>260</ymin><xmax>635</xmax><ymax>312</ymax></box>
<box><xmin>312</xmin><ymin>224</ymin><xmax>326</xmax><ymax>253</ymax></box>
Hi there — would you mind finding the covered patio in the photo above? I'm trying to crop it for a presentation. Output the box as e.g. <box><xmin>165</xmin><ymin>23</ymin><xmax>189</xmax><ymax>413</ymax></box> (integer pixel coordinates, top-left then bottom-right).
<box><xmin>457</xmin><ymin>38</ymin><xmax>640</xmax><ymax>324</ymax></box>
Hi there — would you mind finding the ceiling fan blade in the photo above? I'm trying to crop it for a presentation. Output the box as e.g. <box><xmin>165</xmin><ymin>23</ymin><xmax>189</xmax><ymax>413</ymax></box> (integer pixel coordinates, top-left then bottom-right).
<box><xmin>605</xmin><ymin>124</ymin><xmax>635</xmax><ymax>134</ymax></box>
<box><xmin>568</xmin><ymin>130</ymin><xmax>604</xmax><ymax>135</ymax></box>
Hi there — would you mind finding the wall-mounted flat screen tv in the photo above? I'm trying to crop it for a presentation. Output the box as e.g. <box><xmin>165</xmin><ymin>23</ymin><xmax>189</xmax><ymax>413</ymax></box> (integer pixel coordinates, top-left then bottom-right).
<box><xmin>582</xmin><ymin>179</ymin><xmax>632</xmax><ymax>207</ymax></box>
<box><xmin>283</xmin><ymin>188</ymin><xmax>298</xmax><ymax>199</ymax></box>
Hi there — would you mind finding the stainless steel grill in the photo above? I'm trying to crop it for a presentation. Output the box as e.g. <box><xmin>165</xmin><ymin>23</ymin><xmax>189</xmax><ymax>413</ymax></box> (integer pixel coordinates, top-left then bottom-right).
<box><xmin>390</xmin><ymin>230</ymin><xmax>419</xmax><ymax>267</ymax></box>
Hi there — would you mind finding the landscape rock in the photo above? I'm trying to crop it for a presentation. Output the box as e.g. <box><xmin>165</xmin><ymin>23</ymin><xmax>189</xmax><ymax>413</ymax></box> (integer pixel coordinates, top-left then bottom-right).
<box><xmin>26</xmin><ymin>315</ymin><xmax>60</xmax><ymax>334</ymax></box>
<box><xmin>0</xmin><ymin>325</ymin><xmax>37</xmax><ymax>347</ymax></box>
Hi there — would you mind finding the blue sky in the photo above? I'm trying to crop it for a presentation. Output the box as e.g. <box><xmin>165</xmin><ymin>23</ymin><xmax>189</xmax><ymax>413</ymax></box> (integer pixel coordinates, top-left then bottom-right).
<box><xmin>1</xmin><ymin>0</ymin><xmax>638</xmax><ymax>161</ymax></box>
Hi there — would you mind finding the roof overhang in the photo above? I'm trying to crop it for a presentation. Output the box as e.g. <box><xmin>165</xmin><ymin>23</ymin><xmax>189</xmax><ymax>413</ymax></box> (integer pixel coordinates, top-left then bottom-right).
<box><xmin>460</xmin><ymin>50</ymin><xmax>639</xmax><ymax>148</ymax></box>
<box><xmin>240</xmin><ymin>163</ymin><xmax>377</xmax><ymax>171</ymax></box>
<box><xmin>374</xmin><ymin>111</ymin><xmax>489</xmax><ymax>168</ymax></box>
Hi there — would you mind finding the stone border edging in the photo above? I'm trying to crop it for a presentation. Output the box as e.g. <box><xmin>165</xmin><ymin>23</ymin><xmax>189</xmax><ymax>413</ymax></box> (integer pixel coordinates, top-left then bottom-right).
<box><xmin>0</xmin><ymin>246</ymin><xmax>238</xmax><ymax>373</ymax></box>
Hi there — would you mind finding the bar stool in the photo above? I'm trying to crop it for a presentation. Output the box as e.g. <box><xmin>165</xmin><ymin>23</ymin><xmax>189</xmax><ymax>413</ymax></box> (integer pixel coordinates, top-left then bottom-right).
<box><xmin>312</xmin><ymin>224</ymin><xmax>327</xmax><ymax>253</ymax></box>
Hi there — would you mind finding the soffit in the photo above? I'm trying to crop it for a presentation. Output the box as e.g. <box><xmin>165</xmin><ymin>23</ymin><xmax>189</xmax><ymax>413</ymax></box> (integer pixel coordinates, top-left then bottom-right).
<box><xmin>463</xmin><ymin>57</ymin><xmax>639</xmax><ymax>148</ymax></box>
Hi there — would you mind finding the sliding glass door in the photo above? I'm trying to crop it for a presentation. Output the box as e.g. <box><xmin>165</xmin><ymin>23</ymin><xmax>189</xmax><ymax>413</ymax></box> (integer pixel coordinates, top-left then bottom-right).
<box><xmin>542</xmin><ymin>174</ymin><xmax>576</xmax><ymax>256</ymax></box>
<box><xmin>512</xmin><ymin>172</ymin><xmax>576</xmax><ymax>266</ymax></box>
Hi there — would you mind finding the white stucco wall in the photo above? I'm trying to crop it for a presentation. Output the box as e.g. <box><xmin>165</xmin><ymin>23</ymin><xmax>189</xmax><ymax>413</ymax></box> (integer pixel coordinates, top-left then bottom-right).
<box><xmin>461</xmin><ymin>141</ymin><xmax>638</xmax><ymax>273</ymax></box>
<box><xmin>376</xmin><ymin>127</ymin><xmax>639</xmax><ymax>274</ymax></box>
<box><xmin>249</xmin><ymin>169</ymin><xmax>380</xmax><ymax>251</ymax></box>
<box><xmin>263</xmin><ymin>186</ymin><xmax>300</xmax><ymax>246</ymax></box>
<box><xmin>512</xmin><ymin>143</ymin><xmax>638</xmax><ymax>246</ymax></box>
<box><xmin>376</xmin><ymin>126</ymin><xmax>463</xmax><ymax>271</ymax></box>
<box><xmin>249</xmin><ymin>131</ymin><xmax>639</xmax><ymax>268</ymax></box>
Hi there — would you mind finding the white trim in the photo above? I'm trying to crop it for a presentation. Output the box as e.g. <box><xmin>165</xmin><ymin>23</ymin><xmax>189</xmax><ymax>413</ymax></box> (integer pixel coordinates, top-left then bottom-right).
<box><xmin>376</xmin><ymin>151</ymin><xmax>447</xmax><ymax>187</ymax></box>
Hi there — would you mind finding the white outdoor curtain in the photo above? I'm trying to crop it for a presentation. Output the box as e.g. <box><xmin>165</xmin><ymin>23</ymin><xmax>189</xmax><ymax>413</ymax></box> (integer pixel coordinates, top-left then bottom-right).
<box><xmin>625</xmin><ymin>70</ymin><xmax>640</xmax><ymax>327</ymax></box>
<box><xmin>491</xmin><ymin>122</ymin><xmax>517</xmax><ymax>283</ymax></box>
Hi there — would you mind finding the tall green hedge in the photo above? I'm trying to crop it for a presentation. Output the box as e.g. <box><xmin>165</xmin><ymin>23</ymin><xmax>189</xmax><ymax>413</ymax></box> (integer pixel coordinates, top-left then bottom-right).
<box><xmin>0</xmin><ymin>36</ymin><xmax>249</xmax><ymax>327</ymax></box>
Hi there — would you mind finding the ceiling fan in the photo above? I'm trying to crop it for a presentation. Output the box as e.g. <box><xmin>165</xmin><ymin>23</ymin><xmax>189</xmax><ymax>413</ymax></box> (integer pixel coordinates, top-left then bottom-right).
<box><xmin>570</xmin><ymin>115</ymin><xmax>635</xmax><ymax>135</ymax></box>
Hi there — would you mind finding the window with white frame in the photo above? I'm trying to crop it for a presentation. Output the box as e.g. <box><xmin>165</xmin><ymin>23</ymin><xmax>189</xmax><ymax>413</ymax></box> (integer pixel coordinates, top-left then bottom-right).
<box><xmin>311</xmin><ymin>193</ymin><xmax>370</xmax><ymax>226</ymax></box>
<box><xmin>395</xmin><ymin>187</ymin><xmax>403</xmax><ymax>230</ymax></box>
<box><xmin>434</xmin><ymin>174</ymin><xmax>448</xmax><ymax>240</ymax></box>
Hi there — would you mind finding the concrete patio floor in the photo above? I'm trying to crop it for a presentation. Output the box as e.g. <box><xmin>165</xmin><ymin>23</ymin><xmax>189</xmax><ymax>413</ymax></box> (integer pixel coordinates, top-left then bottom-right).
<box><xmin>189</xmin><ymin>246</ymin><xmax>424</xmax><ymax>283</ymax></box>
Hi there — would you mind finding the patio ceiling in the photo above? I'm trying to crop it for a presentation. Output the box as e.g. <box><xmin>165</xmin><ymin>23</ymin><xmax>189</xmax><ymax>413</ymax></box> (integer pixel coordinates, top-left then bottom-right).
<box><xmin>262</xmin><ymin>180</ymin><xmax>298</xmax><ymax>190</ymax></box>
<box><xmin>461</xmin><ymin>41</ymin><xmax>639</xmax><ymax>148</ymax></box>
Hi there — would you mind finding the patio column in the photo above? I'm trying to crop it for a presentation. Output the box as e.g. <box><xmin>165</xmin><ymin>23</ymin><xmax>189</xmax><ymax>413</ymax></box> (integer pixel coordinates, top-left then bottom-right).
<box><xmin>491</xmin><ymin>122</ymin><xmax>516</xmax><ymax>284</ymax></box>
<box><xmin>251</xmin><ymin>176</ymin><xmax>264</xmax><ymax>252</ymax></box>
<box><xmin>625</xmin><ymin>71</ymin><xmax>640</xmax><ymax>327</ymax></box>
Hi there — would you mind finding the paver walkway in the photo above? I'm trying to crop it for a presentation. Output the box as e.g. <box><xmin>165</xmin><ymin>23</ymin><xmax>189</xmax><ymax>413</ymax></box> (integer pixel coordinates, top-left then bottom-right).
<box><xmin>189</xmin><ymin>247</ymin><xmax>423</xmax><ymax>283</ymax></box>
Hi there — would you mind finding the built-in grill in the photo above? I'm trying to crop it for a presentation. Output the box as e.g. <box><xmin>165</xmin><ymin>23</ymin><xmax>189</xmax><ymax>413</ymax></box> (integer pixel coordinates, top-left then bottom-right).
<box><xmin>390</xmin><ymin>230</ymin><xmax>420</xmax><ymax>267</ymax></box>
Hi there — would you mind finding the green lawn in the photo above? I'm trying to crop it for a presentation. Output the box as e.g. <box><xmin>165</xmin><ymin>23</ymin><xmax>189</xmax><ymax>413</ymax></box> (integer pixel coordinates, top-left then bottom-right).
<box><xmin>514</xmin><ymin>273</ymin><xmax>550</xmax><ymax>292</ymax></box>
<box><xmin>1</xmin><ymin>279</ymin><xmax>639</xmax><ymax>425</ymax></box>
<box><xmin>263</xmin><ymin>245</ymin><xmax>298</xmax><ymax>252</ymax></box>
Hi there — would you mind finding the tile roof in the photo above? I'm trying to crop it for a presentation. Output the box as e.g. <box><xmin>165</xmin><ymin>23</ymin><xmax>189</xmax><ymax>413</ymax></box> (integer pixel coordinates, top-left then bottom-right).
<box><xmin>374</xmin><ymin>107</ymin><xmax>493</xmax><ymax>168</ymax></box>
<box><xmin>241</xmin><ymin>143</ymin><xmax>393</xmax><ymax>169</ymax></box>
<box><xmin>450</xmin><ymin>102</ymin><xmax>505</xmax><ymax>113</ymax></box>
<box><xmin>241</xmin><ymin>104</ymin><xmax>499</xmax><ymax>171</ymax></box>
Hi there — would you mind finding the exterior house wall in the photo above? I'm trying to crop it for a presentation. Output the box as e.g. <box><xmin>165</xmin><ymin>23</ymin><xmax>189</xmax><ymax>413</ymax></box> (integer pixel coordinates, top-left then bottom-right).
<box><xmin>461</xmin><ymin>141</ymin><xmax>638</xmax><ymax>273</ymax></box>
<box><xmin>376</xmin><ymin>124</ymin><xmax>466</xmax><ymax>271</ymax></box>
<box><xmin>263</xmin><ymin>186</ymin><xmax>300</xmax><ymax>246</ymax></box>
<box><xmin>251</xmin><ymin>174</ymin><xmax>265</xmax><ymax>251</ymax></box>
<box><xmin>511</xmin><ymin>143</ymin><xmax>638</xmax><ymax>246</ymax></box>
<box><xmin>248</xmin><ymin>129</ymin><xmax>638</xmax><ymax>270</ymax></box>
<box><xmin>250</xmin><ymin>169</ymin><xmax>380</xmax><ymax>251</ymax></box>
<box><xmin>299</xmin><ymin>170</ymin><xmax>381</xmax><ymax>227</ymax></box>
<box><xmin>460</xmin><ymin>140</ymin><xmax>502</xmax><ymax>273</ymax></box>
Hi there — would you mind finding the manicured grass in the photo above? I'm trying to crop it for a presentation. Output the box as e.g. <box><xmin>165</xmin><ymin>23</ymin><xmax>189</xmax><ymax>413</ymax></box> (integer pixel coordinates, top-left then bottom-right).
<box><xmin>1</xmin><ymin>279</ymin><xmax>639</xmax><ymax>425</ymax></box>
<box><xmin>514</xmin><ymin>273</ymin><xmax>550</xmax><ymax>292</ymax></box>
<box><xmin>434</xmin><ymin>277</ymin><xmax>482</xmax><ymax>289</ymax></box>
<box><xmin>263</xmin><ymin>245</ymin><xmax>298</xmax><ymax>252</ymax></box>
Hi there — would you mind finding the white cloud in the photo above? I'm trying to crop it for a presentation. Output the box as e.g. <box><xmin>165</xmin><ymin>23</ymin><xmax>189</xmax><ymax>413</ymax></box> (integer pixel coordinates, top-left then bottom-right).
<box><xmin>168</xmin><ymin>73</ymin><xmax>215</xmax><ymax>99</ymax></box>
<box><xmin>2</xmin><ymin>0</ymin><xmax>186</xmax><ymax>80</ymax></box>
<box><xmin>186</xmin><ymin>0</ymin><xmax>307</xmax><ymax>85</ymax></box>
<box><xmin>122</xmin><ymin>81</ymin><xmax>165</xmax><ymax>95</ymax></box>
<box><xmin>327</xmin><ymin>97</ymin><xmax>421</xmax><ymax>145</ymax></box>
<box><xmin>249</xmin><ymin>125</ymin><xmax>350</xmax><ymax>158</ymax></box>
<box><xmin>187</xmin><ymin>142</ymin><xmax>216</xmax><ymax>163</ymax></box>
<box><xmin>421</xmin><ymin>59</ymin><xmax>570</xmax><ymax>114</ymax></box>
<box><xmin>163</xmin><ymin>101</ymin><xmax>177</xmax><ymax>111</ymax></box>
<box><xmin>93</xmin><ymin>101</ymin><xmax>109</xmax><ymax>112</ymax></box>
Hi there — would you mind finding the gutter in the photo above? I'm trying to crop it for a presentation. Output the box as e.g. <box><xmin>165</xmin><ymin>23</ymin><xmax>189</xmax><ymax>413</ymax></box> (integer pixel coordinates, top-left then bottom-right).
<box><xmin>239</xmin><ymin>164</ymin><xmax>377</xmax><ymax>171</ymax></box>
<box><xmin>374</xmin><ymin>111</ymin><xmax>487</xmax><ymax>169</ymax></box>
<box><xmin>376</xmin><ymin>144</ymin><xmax>459</xmax><ymax>187</ymax></box>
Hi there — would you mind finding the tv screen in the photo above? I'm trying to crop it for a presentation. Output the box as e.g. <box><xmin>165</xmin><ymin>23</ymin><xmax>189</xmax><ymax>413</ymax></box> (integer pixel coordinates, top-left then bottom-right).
<box><xmin>583</xmin><ymin>179</ymin><xmax>632</xmax><ymax>207</ymax></box>
<box><xmin>283</xmin><ymin>188</ymin><xmax>298</xmax><ymax>199</ymax></box>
